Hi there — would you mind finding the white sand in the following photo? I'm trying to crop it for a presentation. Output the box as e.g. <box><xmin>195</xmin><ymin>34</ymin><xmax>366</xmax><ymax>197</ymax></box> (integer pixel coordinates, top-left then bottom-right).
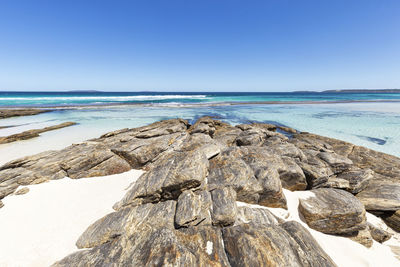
<box><xmin>238</xmin><ymin>189</ymin><xmax>400</xmax><ymax>267</ymax></box>
<box><xmin>0</xmin><ymin>169</ymin><xmax>143</xmax><ymax>267</ymax></box>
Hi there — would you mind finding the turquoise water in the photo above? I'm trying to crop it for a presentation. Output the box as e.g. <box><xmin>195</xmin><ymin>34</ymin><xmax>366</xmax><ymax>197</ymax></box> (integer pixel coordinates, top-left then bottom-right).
<box><xmin>1</xmin><ymin>102</ymin><xmax>399</xmax><ymax>160</ymax></box>
<box><xmin>1</xmin><ymin>91</ymin><xmax>400</xmax><ymax>106</ymax></box>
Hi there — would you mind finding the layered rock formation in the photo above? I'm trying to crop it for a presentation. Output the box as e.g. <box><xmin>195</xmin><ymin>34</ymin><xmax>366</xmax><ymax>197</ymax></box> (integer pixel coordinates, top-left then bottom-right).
<box><xmin>0</xmin><ymin>121</ymin><xmax>77</xmax><ymax>144</ymax></box>
<box><xmin>0</xmin><ymin>109</ymin><xmax>50</xmax><ymax>119</ymax></box>
<box><xmin>1</xmin><ymin>117</ymin><xmax>400</xmax><ymax>265</ymax></box>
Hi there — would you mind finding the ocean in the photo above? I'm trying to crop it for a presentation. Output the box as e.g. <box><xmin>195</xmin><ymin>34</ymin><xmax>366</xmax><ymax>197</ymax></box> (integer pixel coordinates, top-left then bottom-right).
<box><xmin>0</xmin><ymin>91</ymin><xmax>399</xmax><ymax>164</ymax></box>
<box><xmin>1</xmin><ymin>91</ymin><xmax>400</xmax><ymax>107</ymax></box>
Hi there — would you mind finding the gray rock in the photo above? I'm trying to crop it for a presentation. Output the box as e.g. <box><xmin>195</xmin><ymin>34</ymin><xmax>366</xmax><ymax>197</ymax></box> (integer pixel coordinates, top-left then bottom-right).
<box><xmin>279</xmin><ymin>157</ymin><xmax>307</xmax><ymax>191</ymax></box>
<box><xmin>208</xmin><ymin>152</ymin><xmax>263</xmax><ymax>204</ymax></box>
<box><xmin>235</xmin><ymin>206</ymin><xmax>281</xmax><ymax>226</ymax></box>
<box><xmin>299</xmin><ymin>188</ymin><xmax>367</xmax><ymax>235</ymax></box>
<box><xmin>175</xmin><ymin>190</ymin><xmax>212</xmax><ymax>227</ymax></box>
<box><xmin>15</xmin><ymin>187</ymin><xmax>29</xmax><ymax>195</ymax></box>
<box><xmin>236</xmin><ymin>129</ymin><xmax>265</xmax><ymax>146</ymax></box>
<box><xmin>336</xmin><ymin>168</ymin><xmax>373</xmax><ymax>193</ymax></box>
<box><xmin>356</xmin><ymin>181</ymin><xmax>400</xmax><ymax>211</ymax></box>
<box><xmin>368</xmin><ymin>223</ymin><xmax>392</xmax><ymax>243</ymax></box>
<box><xmin>345</xmin><ymin>228</ymin><xmax>373</xmax><ymax>248</ymax></box>
<box><xmin>317</xmin><ymin>152</ymin><xmax>353</xmax><ymax>173</ymax></box>
<box><xmin>54</xmin><ymin>201</ymin><xmax>231</xmax><ymax>267</ymax></box>
<box><xmin>210</xmin><ymin>187</ymin><xmax>237</xmax><ymax>227</ymax></box>
<box><xmin>381</xmin><ymin>210</ymin><xmax>400</xmax><ymax>232</ymax></box>
<box><xmin>222</xmin><ymin>222</ymin><xmax>337</xmax><ymax>267</ymax></box>
<box><xmin>114</xmin><ymin>149</ymin><xmax>209</xmax><ymax>209</ymax></box>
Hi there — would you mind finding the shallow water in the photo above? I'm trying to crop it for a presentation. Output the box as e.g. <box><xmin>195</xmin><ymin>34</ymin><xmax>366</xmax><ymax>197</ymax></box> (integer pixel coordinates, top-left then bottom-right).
<box><xmin>0</xmin><ymin>102</ymin><xmax>399</xmax><ymax>165</ymax></box>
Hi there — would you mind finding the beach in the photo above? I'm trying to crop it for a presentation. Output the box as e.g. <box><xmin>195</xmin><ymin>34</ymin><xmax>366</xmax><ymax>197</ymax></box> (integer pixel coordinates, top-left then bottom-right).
<box><xmin>1</xmin><ymin>95</ymin><xmax>400</xmax><ymax>266</ymax></box>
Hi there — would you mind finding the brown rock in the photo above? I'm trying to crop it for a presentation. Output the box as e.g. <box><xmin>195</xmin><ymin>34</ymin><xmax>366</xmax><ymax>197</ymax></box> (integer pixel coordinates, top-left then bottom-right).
<box><xmin>15</xmin><ymin>187</ymin><xmax>29</xmax><ymax>195</ymax></box>
<box><xmin>210</xmin><ymin>187</ymin><xmax>237</xmax><ymax>227</ymax></box>
<box><xmin>356</xmin><ymin>181</ymin><xmax>400</xmax><ymax>211</ymax></box>
<box><xmin>222</xmin><ymin>221</ymin><xmax>337</xmax><ymax>267</ymax></box>
<box><xmin>368</xmin><ymin>223</ymin><xmax>392</xmax><ymax>243</ymax></box>
<box><xmin>0</xmin><ymin>109</ymin><xmax>50</xmax><ymax>119</ymax></box>
<box><xmin>0</xmin><ymin>122</ymin><xmax>77</xmax><ymax>144</ymax></box>
<box><xmin>299</xmin><ymin>188</ymin><xmax>367</xmax><ymax>235</ymax></box>
<box><xmin>381</xmin><ymin>210</ymin><xmax>400</xmax><ymax>232</ymax></box>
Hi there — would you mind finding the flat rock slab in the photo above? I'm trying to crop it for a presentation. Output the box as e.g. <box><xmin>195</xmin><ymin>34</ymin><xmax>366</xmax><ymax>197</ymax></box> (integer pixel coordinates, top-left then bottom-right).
<box><xmin>0</xmin><ymin>109</ymin><xmax>50</xmax><ymax>119</ymax></box>
<box><xmin>299</xmin><ymin>188</ymin><xmax>367</xmax><ymax>235</ymax></box>
<box><xmin>356</xmin><ymin>182</ymin><xmax>400</xmax><ymax>211</ymax></box>
<box><xmin>0</xmin><ymin>122</ymin><xmax>77</xmax><ymax>144</ymax></box>
<box><xmin>222</xmin><ymin>221</ymin><xmax>336</xmax><ymax>267</ymax></box>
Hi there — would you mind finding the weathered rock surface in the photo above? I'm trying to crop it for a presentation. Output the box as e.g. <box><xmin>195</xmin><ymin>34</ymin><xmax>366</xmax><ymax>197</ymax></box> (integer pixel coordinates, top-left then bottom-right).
<box><xmin>299</xmin><ymin>188</ymin><xmax>367</xmax><ymax>235</ymax></box>
<box><xmin>356</xmin><ymin>181</ymin><xmax>400</xmax><ymax>211</ymax></box>
<box><xmin>381</xmin><ymin>210</ymin><xmax>400</xmax><ymax>232</ymax></box>
<box><xmin>222</xmin><ymin>221</ymin><xmax>336</xmax><ymax>267</ymax></box>
<box><xmin>1</xmin><ymin>116</ymin><xmax>400</xmax><ymax>265</ymax></box>
<box><xmin>0</xmin><ymin>109</ymin><xmax>50</xmax><ymax>119</ymax></box>
<box><xmin>210</xmin><ymin>187</ymin><xmax>237</xmax><ymax>227</ymax></box>
<box><xmin>368</xmin><ymin>222</ymin><xmax>392</xmax><ymax>243</ymax></box>
<box><xmin>0</xmin><ymin>122</ymin><xmax>77</xmax><ymax>144</ymax></box>
<box><xmin>15</xmin><ymin>187</ymin><xmax>29</xmax><ymax>195</ymax></box>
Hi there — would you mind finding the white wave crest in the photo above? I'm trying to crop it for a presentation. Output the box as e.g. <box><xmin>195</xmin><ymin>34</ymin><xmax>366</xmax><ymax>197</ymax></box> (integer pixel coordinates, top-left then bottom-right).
<box><xmin>0</xmin><ymin>95</ymin><xmax>208</xmax><ymax>101</ymax></box>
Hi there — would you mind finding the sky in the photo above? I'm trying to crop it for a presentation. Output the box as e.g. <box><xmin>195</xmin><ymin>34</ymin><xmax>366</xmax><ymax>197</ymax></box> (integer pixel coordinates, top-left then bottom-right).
<box><xmin>0</xmin><ymin>0</ymin><xmax>399</xmax><ymax>92</ymax></box>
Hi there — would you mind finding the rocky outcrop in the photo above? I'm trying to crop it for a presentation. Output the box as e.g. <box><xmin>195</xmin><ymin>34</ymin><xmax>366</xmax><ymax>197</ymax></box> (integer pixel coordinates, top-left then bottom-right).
<box><xmin>0</xmin><ymin>122</ymin><xmax>77</xmax><ymax>144</ymax></box>
<box><xmin>222</xmin><ymin>221</ymin><xmax>336</xmax><ymax>267</ymax></box>
<box><xmin>299</xmin><ymin>188</ymin><xmax>367</xmax><ymax>235</ymax></box>
<box><xmin>1</xmin><ymin>117</ymin><xmax>400</xmax><ymax>265</ymax></box>
<box><xmin>299</xmin><ymin>188</ymin><xmax>371</xmax><ymax>246</ymax></box>
<box><xmin>356</xmin><ymin>181</ymin><xmax>400</xmax><ymax>211</ymax></box>
<box><xmin>0</xmin><ymin>109</ymin><xmax>50</xmax><ymax>119</ymax></box>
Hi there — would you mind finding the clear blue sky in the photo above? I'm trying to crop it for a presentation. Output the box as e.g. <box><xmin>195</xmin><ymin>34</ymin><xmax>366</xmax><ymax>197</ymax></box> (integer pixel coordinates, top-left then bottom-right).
<box><xmin>0</xmin><ymin>0</ymin><xmax>399</xmax><ymax>92</ymax></box>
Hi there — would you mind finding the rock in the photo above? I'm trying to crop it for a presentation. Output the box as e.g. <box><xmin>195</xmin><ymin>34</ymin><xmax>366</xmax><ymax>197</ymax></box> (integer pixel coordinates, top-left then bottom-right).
<box><xmin>239</xmin><ymin>147</ymin><xmax>287</xmax><ymax>208</ymax></box>
<box><xmin>111</xmin><ymin>132</ymin><xmax>185</xmax><ymax>168</ymax></box>
<box><xmin>0</xmin><ymin>122</ymin><xmax>77</xmax><ymax>144</ymax></box>
<box><xmin>76</xmin><ymin>207</ymin><xmax>133</xmax><ymax>249</ymax></box>
<box><xmin>348</xmin><ymin>146</ymin><xmax>400</xmax><ymax>182</ymax></box>
<box><xmin>15</xmin><ymin>187</ymin><xmax>29</xmax><ymax>195</ymax></box>
<box><xmin>135</xmin><ymin>118</ymin><xmax>188</xmax><ymax>138</ymax></box>
<box><xmin>279</xmin><ymin>157</ymin><xmax>307</xmax><ymax>191</ymax></box>
<box><xmin>368</xmin><ymin>223</ymin><xmax>392</xmax><ymax>243</ymax></box>
<box><xmin>298</xmin><ymin>150</ymin><xmax>334</xmax><ymax>188</ymax></box>
<box><xmin>356</xmin><ymin>181</ymin><xmax>400</xmax><ymax>211</ymax></box>
<box><xmin>54</xmin><ymin>201</ymin><xmax>231</xmax><ymax>267</ymax></box>
<box><xmin>317</xmin><ymin>152</ymin><xmax>353</xmax><ymax>173</ymax></box>
<box><xmin>114</xmin><ymin>149</ymin><xmax>209</xmax><ymax>209</ymax></box>
<box><xmin>210</xmin><ymin>187</ymin><xmax>237</xmax><ymax>227</ymax></box>
<box><xmin>314</xmin><ymin>177</ymin><xmax>350</xmax><ymax>191</ymax></box>
<box><xmin>175</xmin><ymin>190</ymin><xmax>212</xmax><ymax>227</ymax></box>
<box><xmin>236</xmin><ymin>129</ymin><xmax>265</xmax><ymax>146</ymax></box>
<box><xmin>299</xmin><ymin>188</ymin><xmax>367</xmax><ymax>235</ymax></box>
<box><xmin>345</xmin><ymin>228</ymin><xmax>373</xmax><ymax>248</ymax></box>
<box><xmin>222</xmin><ymin>221</ymin><xmax>336</xmax><ymax>267</ymax></box>
<box><xmin>380</xmin><ymin>210</ymin><xmax>400</xmax><ymax>232</ymax></box>
<box><xmin>336</xmin><ymin>169</ymin><xmax>373</xmax><ymax>193</ymax></box>
<box><xmin>0</xmin><ymin>200</ymin><xmax>3</xmax><ymax>208</ymax></box>
<box><xmin>315</xmin><ymin>169</ymin><xmax>373</xmax><ymax>194</ymax></box>
<box><xmin>0</xmin><ymin>109</ymin><xmax>50</xmax><ymax>119</ymax></box>
<box><xmin>179</xmin><ymin>133</ymin><xmax>222</xmax><ymax>159</ymax></box>
<box><xmin>208</xmin><ymin>151</ymin><xmax>263</xmax><ymax>204</ymax></box>
<box><xmin>235</xmin><ymin>206</ymin><xmax>281</xmax><ymax>226</ymax></box>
